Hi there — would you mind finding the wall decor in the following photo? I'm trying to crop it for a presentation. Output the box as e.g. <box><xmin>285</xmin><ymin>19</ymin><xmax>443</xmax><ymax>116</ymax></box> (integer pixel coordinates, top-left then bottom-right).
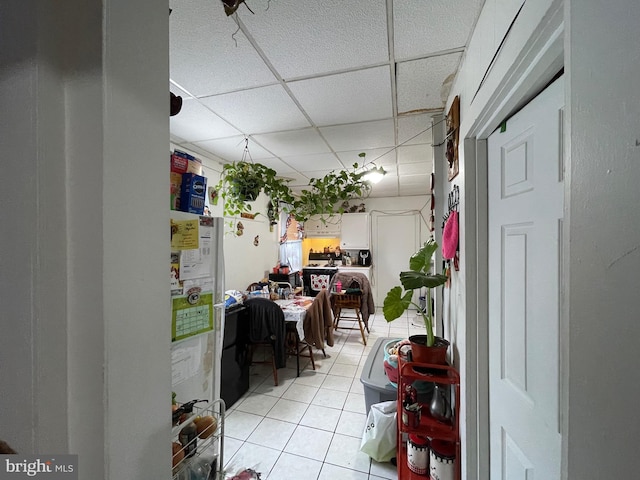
<box><xmin>446</xmin><ymin>96</ymin><xmax>460</xmax><ymax>182</ymax></box>
<box><xmin>442</xmin><ymin>185</ymin><xmax>460</xmax><ymax>270</ymax></box>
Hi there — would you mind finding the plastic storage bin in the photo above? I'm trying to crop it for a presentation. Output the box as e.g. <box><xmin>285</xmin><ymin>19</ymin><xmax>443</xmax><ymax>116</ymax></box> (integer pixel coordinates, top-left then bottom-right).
<box><xmin>360</xmin><ymin>337</ymin><xmax>400</xmax><ymax>413</ymax></box>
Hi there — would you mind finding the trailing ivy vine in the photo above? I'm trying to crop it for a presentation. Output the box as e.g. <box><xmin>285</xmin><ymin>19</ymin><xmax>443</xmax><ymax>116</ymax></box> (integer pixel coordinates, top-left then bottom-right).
<box><xmin>214</xmin><ymin>159</ymin><xmax>373</xmax><ymax>225</ymax></box>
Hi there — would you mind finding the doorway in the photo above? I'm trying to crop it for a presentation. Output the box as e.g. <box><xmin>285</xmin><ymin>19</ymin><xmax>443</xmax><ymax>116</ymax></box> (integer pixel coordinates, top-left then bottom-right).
<box><xmin>486</xmin><ymin>77</ymin><xmax>564</xmax><ymax>479</ymax></box>
<box><xmin>372</xmin><ymin>212</ymin><xmax>421</xmax><ymax>306</ymax></box>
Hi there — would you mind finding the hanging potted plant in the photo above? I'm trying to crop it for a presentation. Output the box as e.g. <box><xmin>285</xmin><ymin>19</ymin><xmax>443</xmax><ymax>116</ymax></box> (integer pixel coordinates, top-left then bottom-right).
<box><xmin>382</xmin><ymin>239</ymin><xmax>450</xmax><ymax>364</ymax></box>
<box><xmin>214</xmin><ymin>152</ymin><xmax>382</xmax><ymax>229</ymax></box>
<box><xmin>215</xmin><ymin>161</ymin><xmax>295</xmax><ymax>219</ymax></box>
<box><xmin>290</xmin><ymin>163</ymin><xmax>373</xmax><ymax>223</ymax></box>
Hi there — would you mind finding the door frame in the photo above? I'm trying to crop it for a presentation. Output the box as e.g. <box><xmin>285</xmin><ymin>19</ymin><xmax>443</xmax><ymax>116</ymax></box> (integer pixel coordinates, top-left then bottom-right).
<box><xmin>461</xmin><ymin>3</ymin><xmax>565</xmax><ymax>479</ymax></box>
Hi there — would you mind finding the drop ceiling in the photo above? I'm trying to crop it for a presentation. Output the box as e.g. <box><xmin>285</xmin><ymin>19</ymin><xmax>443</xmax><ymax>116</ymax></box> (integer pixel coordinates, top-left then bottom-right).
<box><xmin>169</xmin><ymin>0</ymin><xmax>483</xmax><ymax>197</ymax></box>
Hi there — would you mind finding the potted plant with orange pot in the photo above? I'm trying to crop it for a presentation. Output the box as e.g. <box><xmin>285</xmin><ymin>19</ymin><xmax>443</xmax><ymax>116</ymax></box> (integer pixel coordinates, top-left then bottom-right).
<box><xmin>382</xmin><ymin>239</ymin><xmax>449</xmax><ymax>364</ymax></box>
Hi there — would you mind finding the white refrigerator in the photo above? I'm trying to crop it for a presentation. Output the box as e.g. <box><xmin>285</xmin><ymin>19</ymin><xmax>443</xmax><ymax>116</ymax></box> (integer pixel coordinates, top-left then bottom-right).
<box><xmin>170</xmin><ymin>213</ymin><xmax>226</xmax><ymax>479</ymax></box>
<box><xmin>170</xmin><ymin>213</ymin><xmax>225</xmax><ymax>406</ymax></box>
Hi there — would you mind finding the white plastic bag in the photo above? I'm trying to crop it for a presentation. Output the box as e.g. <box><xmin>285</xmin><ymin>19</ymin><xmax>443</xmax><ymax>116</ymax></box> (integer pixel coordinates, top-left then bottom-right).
<box><xmin>360</xmin><ymin>400</ymin><xmax>397</xmax><ymax>462</ymax></box>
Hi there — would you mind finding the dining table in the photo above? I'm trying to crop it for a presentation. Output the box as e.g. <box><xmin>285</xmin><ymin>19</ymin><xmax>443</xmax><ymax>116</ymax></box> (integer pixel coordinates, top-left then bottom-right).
<box><xmin>274</xmin><ymin>296</ymin><xmax>314</xmax><ymax>341</ymax></box>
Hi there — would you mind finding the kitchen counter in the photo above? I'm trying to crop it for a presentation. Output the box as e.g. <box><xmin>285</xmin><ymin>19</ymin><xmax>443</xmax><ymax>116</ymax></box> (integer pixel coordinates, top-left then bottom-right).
<box><xmin>337</xmin><ymin>265</ymin><xmax>371</xmax><ymax>281</ymax></box>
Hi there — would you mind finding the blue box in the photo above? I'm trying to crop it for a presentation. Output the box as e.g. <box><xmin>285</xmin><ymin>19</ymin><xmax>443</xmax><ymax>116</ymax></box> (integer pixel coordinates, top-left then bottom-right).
<box><xmin>180</xmin><ymin>173</ymin><xmax>207</xmax><ymax>214</ymax></box>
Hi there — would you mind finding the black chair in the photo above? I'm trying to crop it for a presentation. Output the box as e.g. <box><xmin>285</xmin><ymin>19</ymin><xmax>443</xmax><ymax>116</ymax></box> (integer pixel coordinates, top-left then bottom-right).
<box><xmin>285</xmin><ymin>321</ymin><xmax>315</xmax><ymax>377</ymax></box>
<box><xmin>244</xmin><ymin>297</ymin><xmax>286</xmax><ymax>386</ymax></box>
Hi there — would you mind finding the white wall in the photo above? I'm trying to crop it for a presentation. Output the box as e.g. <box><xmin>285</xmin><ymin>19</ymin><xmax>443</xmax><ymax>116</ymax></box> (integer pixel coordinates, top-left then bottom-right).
<box><xmin>0</xmin><ymin>2</ymin><xmax>171</xmax><ymax>479</ymax></box>
<box><xmin>0</xmin><ymin>0</ymin><xmax>68</xmax><ymax>454</ymax></box>
<box><xmin>565</xmin><ymin>1</ymin><xmax>640</xmax><ymax>478</ymax></box>
<box><xmin>449</xmin><ymin>0</ymin><xmax>640</xmax><ymax>478</ymax></box>
<box><xmin>445</xmin><ymin>1</ymin><xmax>562</xmax><ymax>478</ymax></box>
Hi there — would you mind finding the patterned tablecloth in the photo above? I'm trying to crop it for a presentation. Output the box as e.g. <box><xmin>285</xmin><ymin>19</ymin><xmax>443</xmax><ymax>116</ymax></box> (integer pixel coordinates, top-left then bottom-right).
<box><xmin>275</xmin><ymin>297</ymin><xmax>313</xmax><ymax>340</ymax></box>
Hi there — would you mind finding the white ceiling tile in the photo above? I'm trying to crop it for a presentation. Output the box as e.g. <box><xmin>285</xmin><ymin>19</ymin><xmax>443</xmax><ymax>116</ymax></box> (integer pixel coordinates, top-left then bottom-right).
<box><xmin>251</xmin><ymin>157</ymin><xmax>292</xmax><ymax>173</ymax></box>
<box><xmin>238</xmin><ymin>0</ymin><xmax>389</xmax><ymax>78</ymax></box>
<box><xmin>371</xmin><ymin>175</ymin><xmax>400</xmax><ymax>197</ymax></box>
<box><xmin>399</xmin><ymin>162</ymin><xmax>431</xmax><ymax>176</ymax></box>
<box><xmin>275</xmin><ymin>172</ymin><xmax>311</xmax><ymax>186</ymax></box>
<box><xmin>399</xmin><ymin>173</ymin><xmax>430</xmax><ymax>187</ymax></box>
<box><xmin>169</xmin><ymin>0</ymin><xmax>277</xmax><ymax>96</ymax></box>
<box><xmin>305</xmin><ymin>169</ymin><xmax>343</xmax><ymax>180</ymax></box>
<box><xmin>169</xmin><ymin>99</ymin><xmax>240</xmax><ymax>142</ymax></box>
<box><xmin>279</xmin><ymin>153</ymin><xmax>344</xmax><ymax>172</ymax></box>
<box><xmin>177</xmin><ymin>143</ymin><xmax>226</xmax><ymax>166</ymax></box>
<box><xmin>399</xmin><ymin>186</ymin><xmax>428</xmax><ymax>196</ymax></box>
<box><xmin>372</xmin><ymin>186</ymin><xmax>400</xmax><ymax>197</ymax></box>
<box><xmin>170</xmin><ymin>133</ymin><xmax>187</xmax><ymax>145</ymax></box>
<box><xmin>170</xmin><ymin>83</ymin><xmax>192</xmax><ymax>98</ymax></box>
<box><xmin>320</xmin><ymin>119</ymin><xmax>395</xmax><ymax>152</ymax></box>
<box><xmin>288</xmin><ymin>67</ymin><xmax>393</xmax><ymax>126</ymax></box>
<box><xmin>252</xmin><ymin>128</ymin><xmax>331</xmax><ymax>157</ymax></box>
<box><xmin>393</xmin><ymin>0</ymin><xmax>483</xmax><ymax>60</ymax></box>
<box><xmin>336</xmin><ymin>148</ymin><xmax>396</xmax><ymax>168</ymax></box>
<box><xmin>397</xmin><ymin>114</ymin><xmax>434</xmax><ymax>146</ymax></box>
<box><xmin>199</xmin><ymin>85</ymin><xmax>310</xmax><ymax>134</ymax></box>
<box><xmin>396</xmin><ymin>53</ymin><xmax>462</xmax><ymax>113</ymax></box>
<box><xmin>397</xmin><ymin>144</ymin><xmax>433</xmax><ymax>165</ymax></box>
<box><xmin>194</xmin><ymin>135</ymin><xmax>273</xmax><ymax>162</ymax></box>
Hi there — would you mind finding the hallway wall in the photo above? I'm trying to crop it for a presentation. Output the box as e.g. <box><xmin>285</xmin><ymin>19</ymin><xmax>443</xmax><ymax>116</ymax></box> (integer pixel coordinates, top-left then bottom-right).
<box><xmin>448</xmin><ymin>0</ymin><xmax>640</xmax><ymax>478</ymax></box>
<box><xmin>0</xmin><ymin>1</ymin><xmax>171</xmax><ymax>479</ymax></box>
<box><xmin>445</xmin><ymin>0</ymin><xmax>561</xmax><ymax>478</ymax></box>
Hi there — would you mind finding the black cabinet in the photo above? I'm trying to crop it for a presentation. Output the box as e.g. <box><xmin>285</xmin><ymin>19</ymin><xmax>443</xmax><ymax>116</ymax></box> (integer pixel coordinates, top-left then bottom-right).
<box><xmin>220</xmin><ymin>304</ymin><xmax>249</xmax><ymax>409</ymax></box>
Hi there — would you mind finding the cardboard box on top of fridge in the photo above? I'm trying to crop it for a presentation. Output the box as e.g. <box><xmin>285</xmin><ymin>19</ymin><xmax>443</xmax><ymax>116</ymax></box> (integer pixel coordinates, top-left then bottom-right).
<box><xmin>170</xmin><ymin>172</ymin><xmax>182</xmax><ymax>211</ymax></box>
<box><xmin>171</xmin><ymin>149</ymin><xmax>202</xmax><ymax>175</ymax></box>
<box><xmin>180</xmin><ymin>173</ymin><xmax>207</xmax><ymax>214</ymax></box>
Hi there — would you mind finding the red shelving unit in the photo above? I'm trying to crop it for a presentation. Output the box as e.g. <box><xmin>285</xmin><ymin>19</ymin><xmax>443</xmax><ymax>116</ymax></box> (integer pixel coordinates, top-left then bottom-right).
<box><xmin>396</xmin><ymin>356</ymin><xmax>461</xmax><ymax>480</ymax></box>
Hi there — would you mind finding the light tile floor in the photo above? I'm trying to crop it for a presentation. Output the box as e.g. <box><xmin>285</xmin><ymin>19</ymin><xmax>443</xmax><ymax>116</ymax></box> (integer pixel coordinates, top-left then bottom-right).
<box><xmin>222</xmin><ymin>309</ymin><xmax>425</xmax><ymax>480</ymax></box>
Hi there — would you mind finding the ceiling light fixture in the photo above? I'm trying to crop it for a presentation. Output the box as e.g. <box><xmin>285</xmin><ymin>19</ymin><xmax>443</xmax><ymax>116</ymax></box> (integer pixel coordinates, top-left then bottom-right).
<box><xmin>363</xmin><ymin>166</ymin><xmax>387</xmax><ymax>184</ymax></box>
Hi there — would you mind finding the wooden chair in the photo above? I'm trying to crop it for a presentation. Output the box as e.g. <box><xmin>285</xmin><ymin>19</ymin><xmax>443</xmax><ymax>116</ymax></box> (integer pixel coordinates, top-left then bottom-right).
<box><xmin>333</xmin><ymin>292</ymin><xmax>368</xmax><ymax>345</ymax></box>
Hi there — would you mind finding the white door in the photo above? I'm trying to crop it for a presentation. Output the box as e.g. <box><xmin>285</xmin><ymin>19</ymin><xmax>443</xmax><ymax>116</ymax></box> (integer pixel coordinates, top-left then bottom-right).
<box><xmin>373</xmin><ymin>213</ymin><xmax>420</xmax><ymax>307</ymax></box>
<box><xmin>487</xmin><ymin>78</ymin><xmax>563</xmax><ymax>479</ymax></box>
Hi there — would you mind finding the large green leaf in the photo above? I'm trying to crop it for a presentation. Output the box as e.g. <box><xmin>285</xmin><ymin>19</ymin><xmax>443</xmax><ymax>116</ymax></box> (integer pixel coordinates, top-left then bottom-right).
<box><xmin>383</xmin><ymin>286</ymin><xmax>414</xmax><ymax>322</ymax></box>
<box><xmin>409</xmin><ymin>239</ymin><xmax>438</xmax><ymax>272</ymax></box>
<box><xmin>399</xmin><ymin>271</ymin><xmax>448</xmax><ymax>290</ymax></box>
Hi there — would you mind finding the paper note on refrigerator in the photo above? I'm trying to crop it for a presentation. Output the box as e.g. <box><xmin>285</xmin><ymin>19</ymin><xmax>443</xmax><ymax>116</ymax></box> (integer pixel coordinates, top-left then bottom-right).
<box><xmin>171</xmin><ymin>219</ymin><xmax>199</xmax><ymax>250</ymax></box>
<box><xmin>179</xmin><ymin>222</ymin><xmax>213</xmax><ymax>280</ymax></box>
<box><xmin>171</xmin><ymin>341</ymin><xmax>202</xmax><ymax>385</ymax></box>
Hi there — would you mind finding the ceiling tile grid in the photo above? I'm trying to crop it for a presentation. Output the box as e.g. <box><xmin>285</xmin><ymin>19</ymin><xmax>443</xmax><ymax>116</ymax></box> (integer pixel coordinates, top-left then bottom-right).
<box><xmin>237</xmin><ymin>0</ymin><xmax>389</xmax><ymax>79</ymax></box>
<box><xmin>397</xmin><ymin>144</ymin><xmax>433</xmax><ymax>165</ymax></box>
<box><xmin>169</xmin><ymin>99</ymin><xmax>240</xmax><ymax>141</ymax></box>
<box><xmin>194</xmin><ymin>135</ymin><xmax>273</xmax><ymax>162</ymax></box>
<box><xmin>396</xmin><ymin>52</ymin><xmax>463</xmax><ymax>113</ymax></box>
<box><xmin>320</xmin><ymin>119</ymin><xmax>396</xmax><ymax>153</ymax></box>
<box><xmin>397</xmin><ymin>113</ymin><xmax>434</xmax><ymax>146</ymax></box>
<box><xmin>251</xmin><ymin>128</ymin><xmax>331</xmax><ymax>157</ymax></box>
<box><xmin>199</xmin><ymin>84</ymin><xmax>311</xmax><ymax>134</ymax></box>
<box><xmin>287</xmin><ymin>66</ymin><xmax>393</xmax><ymax>126</ymax></box>
<box><xmin>278</xmin><ymin>153</ymin><xmax>344</xmax><ymax>173</ymax></box>
<box><xmin>169</xmin><ymin>0</ymin><xmax>278</xmax><ymax>96</ymax></box>
<box><xmin>393</xmin><ymin>0</ymin><xmax>484</xmax><ymax>60</ymax></box>
<box><xmin>168</xmin><ymin>0</ymin><xmax>483</xmax><ymax>198</ymax></box>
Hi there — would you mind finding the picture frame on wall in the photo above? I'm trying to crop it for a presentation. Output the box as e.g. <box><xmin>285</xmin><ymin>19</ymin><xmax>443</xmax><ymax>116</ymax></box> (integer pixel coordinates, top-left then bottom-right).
<box><xmin>446</xmin><ymin>95</ymin><xmax>460</xmax><ymax>181</ymax></box>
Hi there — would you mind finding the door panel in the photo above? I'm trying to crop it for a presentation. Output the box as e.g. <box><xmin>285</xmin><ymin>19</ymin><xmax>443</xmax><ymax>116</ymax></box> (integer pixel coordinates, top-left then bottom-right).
<box><xmin>373</xmin><ymin>213</ymin><xmax>420</xmax><ymax>307</ymax></box>
<box><xmin>488</xmin><ymin>77</ymin><xmax>564</xmax><ymax>479</ymax></box>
